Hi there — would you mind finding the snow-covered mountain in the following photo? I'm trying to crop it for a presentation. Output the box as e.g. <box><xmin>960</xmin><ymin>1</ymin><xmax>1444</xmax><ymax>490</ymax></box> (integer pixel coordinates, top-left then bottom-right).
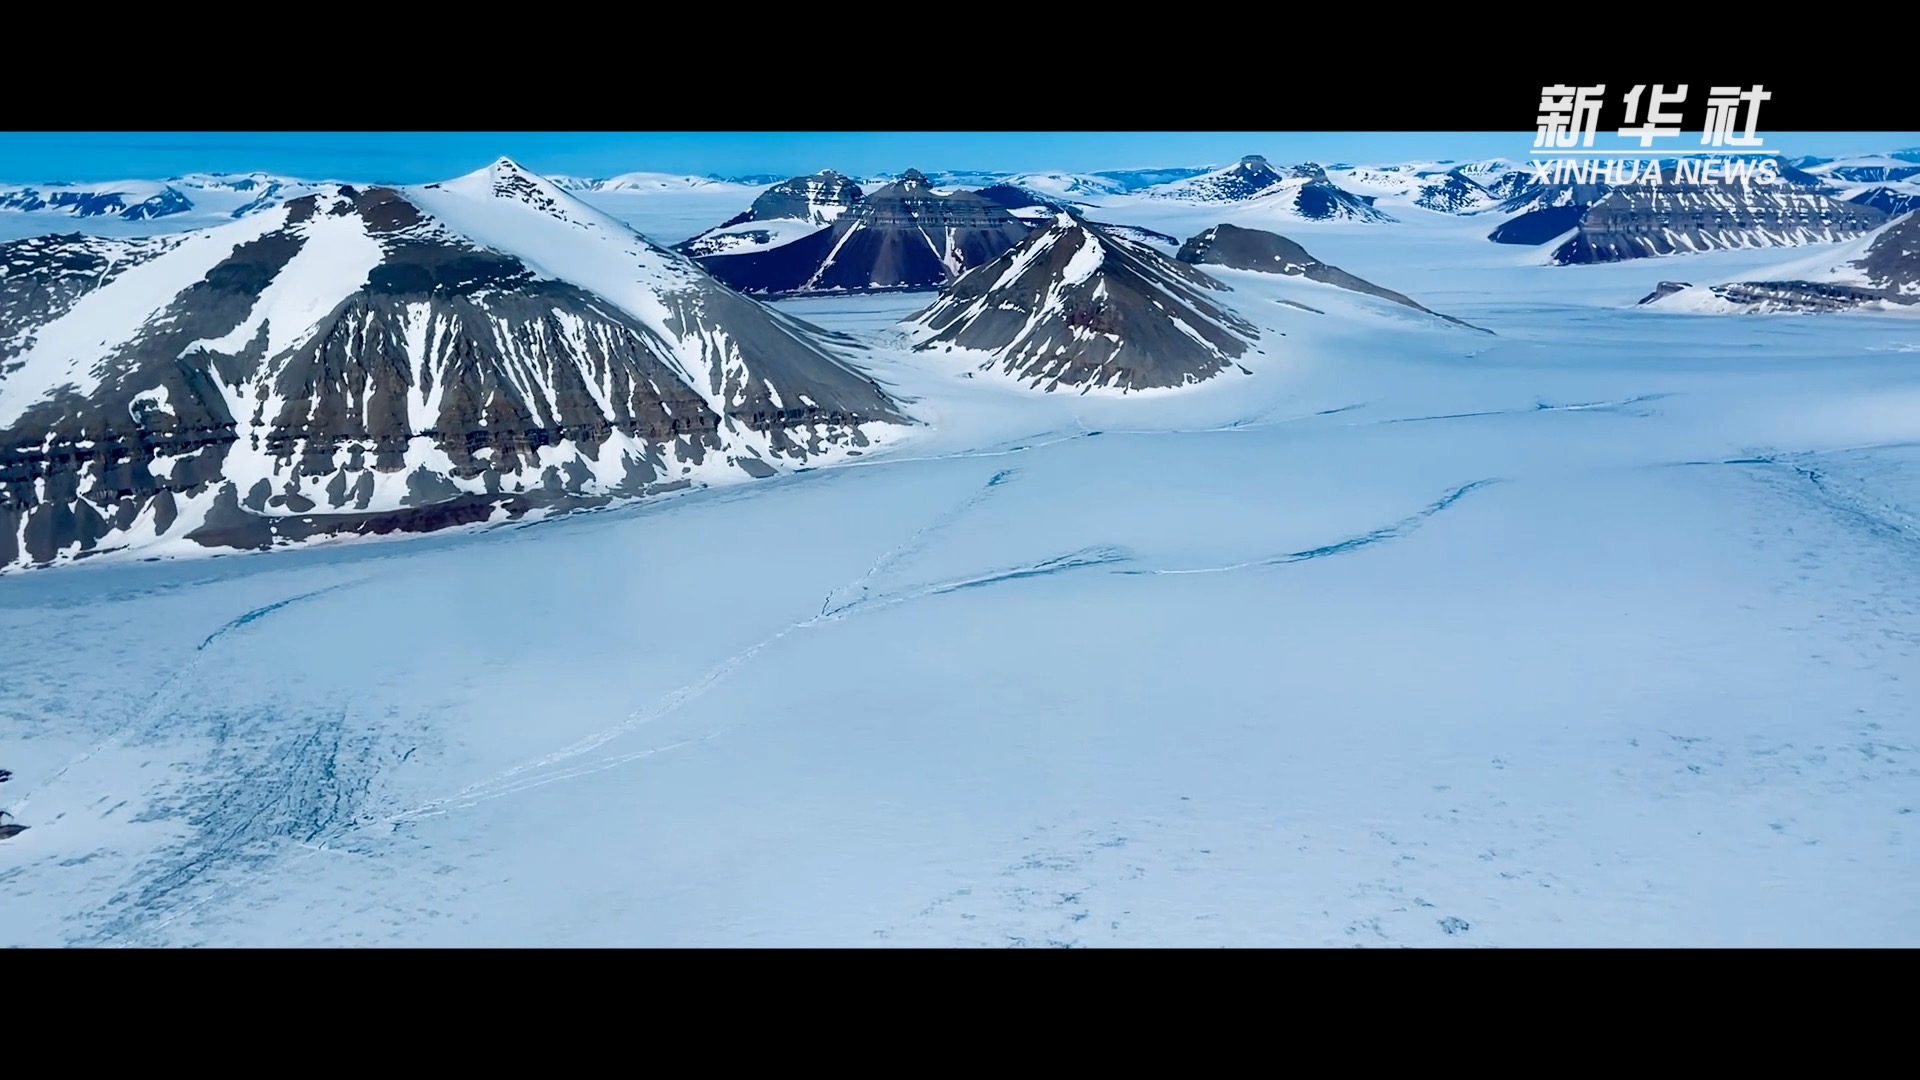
<box><xmin>1140</xmin><ymin>157</ymin><xmax>1395</xmax><ymax>223</ymax></box>
<box><xmin>906</xmin><ymin>212</ymin><xmax>1261</xmax><ymax>394</ymax></box>
<box><xmin>1638</xmin><ymin>210</ymin><xmax>1920</xmax><ymax>314</ymax></box>
<box><xmin>675</xmin><ymin>170</ymin><xmax>866</xmax><ymax>258</ymax></box>
<box><xmin>0</xmin><ymin>158</ymin><xmax>908</xmax><ymax>571</ymax></box>
<box><xmin>1548</xmin><ymin>173</ymin><xmax>1889</xmax><ymax>265</ymax></box>
<box><xmin>1174</xmin><ymin>223</ymin><xmax>1488</xmax><ymax>331</ymax></box>
<box><xmin>691</xmin><ymin>169</ymin><xmax>1033</xmax><ymax>297</ymax></box>
<box><xmin>1326</xmin><ymin>160</ymin><xmax>1516</xmax><ymax>215</ymax></box>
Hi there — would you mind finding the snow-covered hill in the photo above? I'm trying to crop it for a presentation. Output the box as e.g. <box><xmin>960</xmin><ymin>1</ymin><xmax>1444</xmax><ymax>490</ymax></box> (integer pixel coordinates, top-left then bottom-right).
<box><xmin>0</xmin><ymin>158</ymin><xmax>909</xmax><ymax>571</ymax></box>
<box><xmin>906</xmin><ymin>213</ymin><xmax>1262</xmax><ymax>394</ymax></box>
<box><xmin>675</xmin><ymin>170</ymin><xmax>866</xmax><ymax>258</ymax></box>
<box><xmin>692</xmin><ymin>170</ymin><xmax>1033</xmax><ymax>297</ymax></box>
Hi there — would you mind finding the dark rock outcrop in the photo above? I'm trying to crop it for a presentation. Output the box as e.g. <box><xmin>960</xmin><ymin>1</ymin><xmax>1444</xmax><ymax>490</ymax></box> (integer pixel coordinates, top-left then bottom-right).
<box><xmin>0</xmin><ymin>161</ymin><xmax>909</xmax><ymax>572</ymax></box>
<box><xmin>1176</xmin><ymin>224</ymin><xmax>1489</xmax><ymax>332</ymax></box>
<box><xmin>908</xmin><ymin>213</ymin><xmax>1259</xmax><ymax>393</ymax></box>
<box><xmin>694</xmin><ymin>169</ymin><xmax>1033</xmax><ymax>297</ymax></box>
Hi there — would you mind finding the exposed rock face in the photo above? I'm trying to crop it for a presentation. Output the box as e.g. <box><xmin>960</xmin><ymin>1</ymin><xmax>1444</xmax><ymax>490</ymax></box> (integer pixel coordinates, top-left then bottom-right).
<box><xmin>907</xmin><ymin>213</ymin><xmax>1260</xmax><ymax>393</ymax></box>
<box><xmin>745</xmin><ymin>170</ymin><xmax>864</xmax><ymax>225</ymax></box>
<box><xmin>1175</xmin><ymin>223</ymin><xmax>1490</xmax><ymax>332</ymax></box>
<box><xmin>1486</xmin><ymin>182</ymin><xmax>1615</xmax><ymax>244</ymax></box>
<box><xmin>1550</xmin><ymin>175</ymin><xmax>1889</xmax><ymax>264</ymax></box>
<box><xmin>1414</xmin><ymin>168</ymin><xmax>1498</xmax><ymax>214</ymax></box>
<box><xmin>0</xmin><ymin>160</ymin><xmax>909</xmax><ymax>572</ymax></box>
<box><xmin>1290</xmin><ymin>178</ymin><xmax>1394</xmax><ymax>222</ymax></box>
<box><xmin>1148</xmin><ymin>155</ymin><xmax>1289</xmax><ymax>202</ymax></box>
<box><xmin>1637</xmin><ymin>211</ymin><xmax>1920</xmax><ymax>313</ymax></box>
<box><xmin>693</xmin><ymin>169</ymin><xmax>1033</xmax><ymax>296</ymax></box>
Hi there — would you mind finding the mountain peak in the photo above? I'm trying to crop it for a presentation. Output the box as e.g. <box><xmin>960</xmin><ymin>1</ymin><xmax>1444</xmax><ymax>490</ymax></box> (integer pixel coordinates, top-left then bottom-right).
<box><xmin>1239</xmin><ymin>155</ymin><xmax>1271</xmax><ymax>168</ymax></box>
<box><xmin>908</xmin><ymin>217</ymin><xmax>1258</xmax><ymax>394</ymax></box>
<box><xmin>900</xmin><ymin>168</ymin><xmax>930</xmax><ymax>186</ymax></box>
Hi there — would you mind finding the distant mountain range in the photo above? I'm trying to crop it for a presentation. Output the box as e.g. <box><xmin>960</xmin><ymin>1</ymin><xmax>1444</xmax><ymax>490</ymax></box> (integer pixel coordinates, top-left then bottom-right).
<box><xmin>6</xmin><ymin>147</ymin><xmax>1918</xmax><ymax>276</ymax></box>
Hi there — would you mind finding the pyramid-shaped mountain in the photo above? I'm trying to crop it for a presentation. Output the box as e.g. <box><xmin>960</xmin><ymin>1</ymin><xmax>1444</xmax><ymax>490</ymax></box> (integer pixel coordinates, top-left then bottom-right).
<box><xmin>907</xmin><ymin>213</ymin><xmax>1260</xmax><ymax>394</ymax></box>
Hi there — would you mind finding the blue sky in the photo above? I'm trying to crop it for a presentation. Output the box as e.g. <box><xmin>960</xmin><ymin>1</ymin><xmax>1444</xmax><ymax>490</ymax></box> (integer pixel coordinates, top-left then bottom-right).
<box><xmin>2</xmin><ymin>132</ymin><xmax>1916</xmax><ymax>185</ymax></box>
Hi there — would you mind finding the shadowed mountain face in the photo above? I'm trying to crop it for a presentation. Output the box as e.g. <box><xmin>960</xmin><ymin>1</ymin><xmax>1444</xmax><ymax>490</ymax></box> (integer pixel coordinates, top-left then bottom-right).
<box><xmin>1638</xmin><ymin>211</ymin><xmax>1920</xmax><ymax>313</ymax></box>
<box><xmin>907</xmin><ymin>213</ymin><xmax>1260</xmax><ymax>394</ymax></box>
<box><xmin>692</xmin><ymin>169</ymin><xmax>1034</xmax><ymax>297</ymax></box>
<box><xmin>674</xmin><ymin>171</ymin><xmax>867</xmax><ymax>258</ymax></box>
<box><xmin>0</xmin><ymin>162</ymin><xmax>909</xmax><ymax>571</ymax></box>
<box><xmin>1175</xmin><ymin>223</ymin><xmax>1490</xmax><ymax>332</ymax></box>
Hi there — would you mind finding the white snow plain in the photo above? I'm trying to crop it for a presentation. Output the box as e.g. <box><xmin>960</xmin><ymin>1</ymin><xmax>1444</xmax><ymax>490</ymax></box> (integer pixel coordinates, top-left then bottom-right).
<box><xmin>2</xmin><ymin>194</ymin><xmax>1918</xmax><ymax>948</ymax></box>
